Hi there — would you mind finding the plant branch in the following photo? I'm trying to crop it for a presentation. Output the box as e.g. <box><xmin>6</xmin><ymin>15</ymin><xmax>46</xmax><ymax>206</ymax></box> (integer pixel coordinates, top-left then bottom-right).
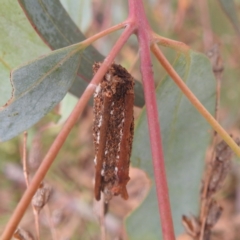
<box><xmin>1</xmin><ymin>25</ymin><xmax>134</xmax><ymax>240</ymax></box>
<box><xmin>128</xmin><ymin>1</ymin><xmax>175</xmax><ymax>239</ymax></box>
<box><xmin>200</xmin><ymin>45</ymin><xmax>224</xmax><ymax>240</ymax></box>
<box><xmin>21</xmin><ymin>132</ymin><xmax>40</xmax><ymax>240</ymax></box>
<box><xmin>82</xmin><ymin>21</ymin><xmax>129</xmax><ymax>46</ymax></box>
<box><xmin>152</xmin><ymin>33</ymin><xmax>189</xmax><ymax>52</ymax></box>
<box><xmin>151</xmin><ymin>43</ymin><xmax>240</xmax><ymax>157</ymax></box>
<box><xmin>22</xmin><ymin>132</ymin><xmax>29</xmax><ymax>187</ymax></box>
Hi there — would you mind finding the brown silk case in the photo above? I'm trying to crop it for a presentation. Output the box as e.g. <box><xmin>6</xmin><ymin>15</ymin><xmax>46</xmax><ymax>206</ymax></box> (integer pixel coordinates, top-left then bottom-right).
<box><xmin>93</xmin><ymin>63</ymin><xmax>134</xmax><ymax>202</ymax></box>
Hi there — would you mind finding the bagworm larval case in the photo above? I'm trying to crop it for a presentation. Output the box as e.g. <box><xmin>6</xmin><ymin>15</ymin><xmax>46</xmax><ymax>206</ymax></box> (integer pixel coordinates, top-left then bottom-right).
<box><xmin>93</xmin><ymin>63</ymin><xmax>134</xmax><ymax>203</ymax></box>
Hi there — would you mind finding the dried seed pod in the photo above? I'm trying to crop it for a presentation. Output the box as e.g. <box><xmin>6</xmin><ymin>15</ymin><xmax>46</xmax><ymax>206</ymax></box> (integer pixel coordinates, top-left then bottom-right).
<box><xmin>207</xmin><ymin>44</ymin><xmax>224</xmax><ymax>74</ymax></box>
<box><xmin>206</xmin><ymin>199</ymin><xmax>222</xmax><ymax>228</ymax></box>
<box><xmin>182</xmin><ymin>215</ymin><xmax>200</xmax><ymax>238</ymax></box>
<box><xmin>32</xmin><ymin>182</ymin><xmax>51</xmax><ymax>213</ymax></box>
<box><xmin>28</xmin><ymin>134</ymin><xmax>43</xmax><ymax>171</ymax></box>
<box><xmin>93</xmin><ymin>63</ymin><xmax>134</xmax><ymax>202</ymax></box>
<box><xmin>192</xmin><ymin>137</ymin><xmax>240</xmax><ymax>240</ymax></box>
<box><xmin>13</xmin><ymin>228</ymin><xmax>34</xmax><ymax>240</ymax></box>
<box><xmin>208</xmin><ymin>137</ymin><xmax>240</xmax><ymax>195</ymax></box>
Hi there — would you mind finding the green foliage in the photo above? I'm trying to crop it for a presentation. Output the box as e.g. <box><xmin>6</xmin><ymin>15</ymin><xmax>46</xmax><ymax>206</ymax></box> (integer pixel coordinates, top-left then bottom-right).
<box><xmin>126</xmin><ymin>51</ymin><xmax>216</xmax><ymax>239</ymax></box>
<box><xmin>0</xmin><ymin>0</ymin><xmax>145</xmax><ymax>143</ymax></box>
<box><xmin>18</xmin><ymin>0</ymin><xmax>144</xmax><ymax>107</ymax></box>
<box><xmin>0</xmin><ymin>0</ymin><xmax>49</xmax><ymax>106</ymax></box>
<box><xmin>18</xmin><ymin>0</ymin><xmax>104</xmax><ymax>100</ymax></box>
<box><xmin>218</xmin><ymin>0</ymin><xmax>240</xmax><ymax>35</ymax></box>
<box><xmin>0</xmin><ymin>44</ymin><xmax>85</xmax><ymax>142</ymax></box>
<box><xmin>1</xmin><ymin>0</ymin><xmax>239</xmax><ymax>239</ymax></box>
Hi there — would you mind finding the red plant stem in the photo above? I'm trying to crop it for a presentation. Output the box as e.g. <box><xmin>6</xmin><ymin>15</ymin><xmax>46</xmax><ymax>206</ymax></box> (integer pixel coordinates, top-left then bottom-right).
<box><xmin>128</xmin><ymin>1</ymin><xmax>175</xmax><ymax>240</ymax></box>
<box><xmin>1</xmin><ymin>26</ymin><xmax>134</xmax><ymax>240</ymax></box>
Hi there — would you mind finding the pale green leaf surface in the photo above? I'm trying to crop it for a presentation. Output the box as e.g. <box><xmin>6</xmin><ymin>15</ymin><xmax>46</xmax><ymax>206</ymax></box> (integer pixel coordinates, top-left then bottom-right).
<box><xmin>126</xmin><ymin>51</ymin><xmax>216</xmax><ymax>239</ymax></box>
<box><xmin>18</xmin><ymin>0</ymin><xmax>145</xmax><ymax>107</ymax></box>
<box><xmin>60</xmin><ymin>0</ymin><xmax>92</xmax><ymax>32</ymax></box>
<box><xmin>218</xmin><ymin>0</ymin><xmax>240</xmax><ymax>35</ymax></box>
<box><xmin>0</xmin><ymin>0</ymin><xmax>50</xmax><ymax>106</ymax></box>
<box><xmin>58</xmin><ymin>93</ymin><xmax>78</xmax><ymax>124</ymax></box>
<box><xmin>0</xmin><ymin>44</ymin><xmax>83</xmax><ymax>142</ymax></box>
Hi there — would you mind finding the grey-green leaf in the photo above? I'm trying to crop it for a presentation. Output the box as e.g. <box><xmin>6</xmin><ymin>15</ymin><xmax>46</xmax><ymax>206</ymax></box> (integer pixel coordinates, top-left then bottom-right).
<box><xmin>0</xmin><ymin>0</ymin><xmax>50</xmax><ymax>107</ymax></box>
<box><xmin>218</xmin><ymin>0</ymin><xmax>240</xmax><ymax>35</ymax></box>
<box><xmin>18</xmin><ymin>0</ymin><xmax>145</xmax><ymax>107</ymax></box>
<box><xmin>126</xmin><ymin>51</ymin><xmax>216</xmax><ymax>239</ymax></box>
<box><xmin>0</xmin><ymin>44</ymin><xmax>83</xmax><ymax>142</ymax></box>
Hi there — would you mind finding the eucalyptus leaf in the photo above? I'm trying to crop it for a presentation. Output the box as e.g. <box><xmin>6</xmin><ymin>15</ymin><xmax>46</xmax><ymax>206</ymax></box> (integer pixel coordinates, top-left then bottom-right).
<box><xmin>58</xmin><ymin>93</ymin><xmax>78</xmax><ymax>125</ymax></box>
<box><xmin>0</xmin><ymin>0</ymin><xmax>49</xmax><ymax>107</ymax></box>
<box><xmin>126</xmin><ymin>51</ymin><xmax>216</xmax><ymax>239</ymax></box>
<box><xmin>18</xmin><ymin>0</ymin><xmax>145</xmax><ymax>107</ymax></box>
<box><xmin>59</xmin><ymin>0</ymin><xmax>92</xmax><ymax>32</ymax></box>
<box><xmin>0</xmin><ymin>44</ymin><xmax>85</xmax><ymax>142</ymax></box>
<box><xmin>218</xmin><ymin>0</ymin><xmax>240</xmax><ymax>35</ymax></box>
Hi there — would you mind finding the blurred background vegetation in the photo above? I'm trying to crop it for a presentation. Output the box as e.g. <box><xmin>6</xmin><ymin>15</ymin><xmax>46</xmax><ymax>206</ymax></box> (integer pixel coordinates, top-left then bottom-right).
<box><xmin>1</xmin><ymin>0</ymin><xmax>240</xmax><ymax>239</ymax></box>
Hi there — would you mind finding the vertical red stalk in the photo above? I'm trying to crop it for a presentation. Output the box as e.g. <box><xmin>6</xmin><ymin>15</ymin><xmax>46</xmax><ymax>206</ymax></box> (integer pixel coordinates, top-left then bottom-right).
<box><xmin>128</xmin><ymin>1</ymin><xmax>175</xmax><ymax>239</ymax></box>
